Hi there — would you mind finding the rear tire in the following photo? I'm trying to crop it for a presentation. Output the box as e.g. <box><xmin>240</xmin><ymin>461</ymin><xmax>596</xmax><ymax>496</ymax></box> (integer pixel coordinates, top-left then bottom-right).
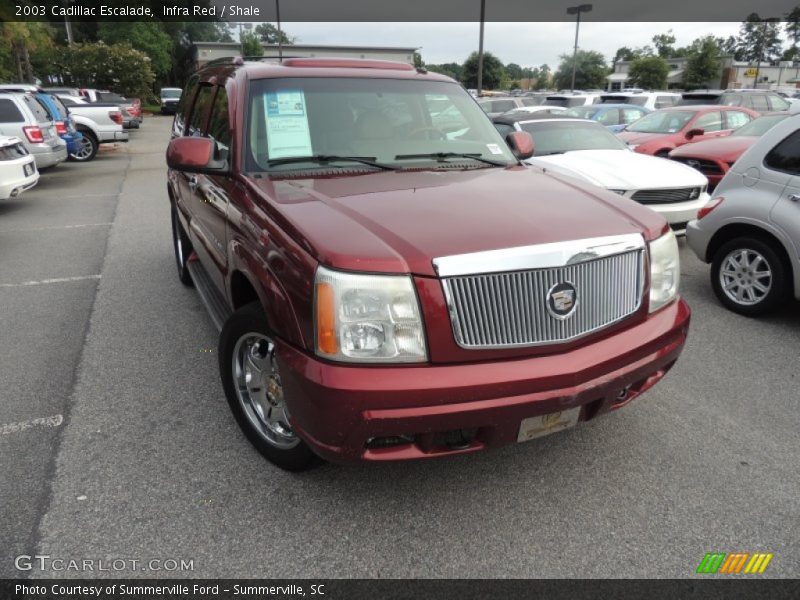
<box><xmin>710</xmin><ymin>236</ymin><xmax>788</xmax><ymax>316</ymax></box>
<box><xmin>219</xmin><ymin>302</ymin><xmax>318</xmax><ymax>471</ymax></box>
<box><xmin>68</xmin><ymin>131</ymin><xmax>98</xmax><ymax>162</ymax></box>
<box><xmin>171</xmin><ymin>205</ymin><xmax>194</xmax><ymax>287</ymax></box>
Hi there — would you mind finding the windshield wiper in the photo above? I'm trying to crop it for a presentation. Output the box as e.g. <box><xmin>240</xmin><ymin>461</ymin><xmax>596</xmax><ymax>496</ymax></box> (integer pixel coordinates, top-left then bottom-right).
<box><xmin>266</xmin><ymin>155</ymin><xmax>397</xmax><ymax>170</ymax></box>
<box><xmin>393</xmin><ymin>152</ymin><xmax>507</xmax><ymax>167</ymax></box>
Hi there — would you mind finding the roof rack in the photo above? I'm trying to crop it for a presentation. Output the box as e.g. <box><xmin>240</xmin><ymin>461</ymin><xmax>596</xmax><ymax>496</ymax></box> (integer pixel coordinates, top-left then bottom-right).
<box><xmin>198</xmin><ymin>55</ymin><xmax>417</xmax><ymax>71</ymax></box>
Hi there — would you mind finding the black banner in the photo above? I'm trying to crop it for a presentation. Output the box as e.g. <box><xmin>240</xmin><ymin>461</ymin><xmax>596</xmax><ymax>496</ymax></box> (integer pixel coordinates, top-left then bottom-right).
<box><xmin>2</xmin><ymin>580</ymin><xmax>800</xmax><ymax>600</ymax></box>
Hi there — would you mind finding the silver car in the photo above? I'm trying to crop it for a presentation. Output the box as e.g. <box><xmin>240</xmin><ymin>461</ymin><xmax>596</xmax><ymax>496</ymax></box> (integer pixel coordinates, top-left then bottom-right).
<box><xmin>686</xmin><ymin>113</ymin><xmax>800</xmax><ymax>315</ymax></box>
<box><xmin>0</xmin><ymin>91</ymin><xmax>67</xmax><ymax>169</ymax></box>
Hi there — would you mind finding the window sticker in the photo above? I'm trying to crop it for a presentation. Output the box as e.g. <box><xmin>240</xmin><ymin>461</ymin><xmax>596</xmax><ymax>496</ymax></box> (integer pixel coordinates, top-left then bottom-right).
<box><xmin>265</xmin><ymin>90</ymin><xmax>313</xmax><ymax>159</ymax></box>
<box><xmin>486</xmin><ymin>143</ymin><xmax>503</xmax><ymax>155</ymax></box>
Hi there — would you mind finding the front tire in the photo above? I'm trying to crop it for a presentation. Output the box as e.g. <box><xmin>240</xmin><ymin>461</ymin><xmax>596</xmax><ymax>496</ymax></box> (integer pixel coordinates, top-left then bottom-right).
<box><xmin>171</xmin><ymin>205</ymin><xmax>194</xmax><ymax>287</ymax></box>
<box><xmin>68</xmin><ymin>131</ymin><xmax>98</xmax><ymax>162</ymax></box>
<box><xmin>710</xmin><ymin>237</ymin><xmax>788</xmax><ymax>316</ymax></box>
<box><xmin>219</xmin><ymin>302</ymin><xmax>318</xmax><ymax>471</ymax></box>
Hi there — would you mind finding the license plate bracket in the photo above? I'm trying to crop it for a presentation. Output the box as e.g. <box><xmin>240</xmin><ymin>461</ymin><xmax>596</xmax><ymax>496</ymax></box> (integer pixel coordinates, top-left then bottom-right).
<box><xmin>517</xmin><ymin>406</ymin><xmax>580</xmax><ymax>442</ymax></box>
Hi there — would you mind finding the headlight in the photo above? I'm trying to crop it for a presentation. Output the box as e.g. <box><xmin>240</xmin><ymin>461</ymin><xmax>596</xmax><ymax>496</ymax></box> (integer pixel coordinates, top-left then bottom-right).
<box><xmin>648</xmin><ymin>230</ymin><xmax>680</xmax><ymax>312</ymax></box>
<box><xmin>314</xmin><ymin>266</ymin><xmax>427</xmax><ymax>363</ymax></box>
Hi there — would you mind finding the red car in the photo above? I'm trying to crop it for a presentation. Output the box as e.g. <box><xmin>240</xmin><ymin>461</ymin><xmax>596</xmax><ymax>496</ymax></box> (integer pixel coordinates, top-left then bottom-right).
<box><xmin>617</xmin><ymin>105</ymin><xmax>758</xmax><ymax>157</ymax></box>
<box><xmin>667</xmin><ymin>113</ymin><xmax>790</xmax><ymax>190</ymax></box>
<box><xmin>166</xmin><ymin>57</ymin><xmax>690</xmax><ymax>470</ymax></box>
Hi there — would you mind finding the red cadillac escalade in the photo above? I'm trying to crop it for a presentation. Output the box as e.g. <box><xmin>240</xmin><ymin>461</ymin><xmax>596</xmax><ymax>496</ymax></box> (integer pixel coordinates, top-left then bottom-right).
<box><xmin>166</xmin><ymin>57</ymin><xmax>690</xmax><ymax>471</ymax></box>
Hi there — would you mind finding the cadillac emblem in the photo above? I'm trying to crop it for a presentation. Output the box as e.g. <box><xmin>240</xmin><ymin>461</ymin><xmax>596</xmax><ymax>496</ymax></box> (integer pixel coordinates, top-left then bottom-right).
<box><xmin>546</xmin><ymin>282</ymin><xmax>578</xmax><ymax>320</ymax></box>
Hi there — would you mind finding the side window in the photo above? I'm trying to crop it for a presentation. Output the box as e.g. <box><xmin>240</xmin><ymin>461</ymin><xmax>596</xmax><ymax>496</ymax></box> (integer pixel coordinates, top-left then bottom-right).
<box><xmin>186</xmin><ymin>84</ymin><xmax>214</xmax><ymax>136</ymax></box>
<box><xmin>492</xmin><ymin>100</ymin><xmax>516</xmax><ymax>113</ymax></box>
<box><xmin>721</xmin><ymin>94</ymin><xmax>742</xmax><ymax>107</ymax></box>
<box><xmin>694</xmin><ymin>111</ymin><xmax>723</xmax><ymax>132</ymax></box>
<box><xmin>655</xmin><ymin>96</ymin><xmax>674</xmax><ymax>109</ymax></box>
<box><xmin>764</xmin><ymin>130</ymin><xmax>800</xmax><ymax>175</ymax></box>
<box><xmin>725</xmin><ymin>111</ymin><xmax>751</xmax><ymax>130</ymax></box>
<box><xmin>175</xmin><ymin>76</ymin><xmax>199</xmax><ymax>133</ymax></box>
<box><xmin>622</xmin><ymin>108</ymin><xmax>644</xmax><ymax>124</ymax></box>
<box><xmin>0</xmin><ymin>98</ymin><xmax>24</xmax><ymax>122</ymax></box>
<box><xmin>206</xmin><ymin>86</ymin><xmax>231</xmax><ymax>158</ymax></box>
<box><xmin>751</xmin><ymin>95</ymin><xmax>769</xmax><ymax>112</ymax></box>
<box><xmin>769</xmin><ymin>95</ymin><xmax>790</xmax><ymax>111</ymax></box>
<box><xmin>596</xmin><ymin>108</ymin><xmax>619</xmax><ymax>125</ymax></box>
<box><xmin>23</xmin><ymin>95</ymin><xmax>49</xmax><ymax>122</ymax></box>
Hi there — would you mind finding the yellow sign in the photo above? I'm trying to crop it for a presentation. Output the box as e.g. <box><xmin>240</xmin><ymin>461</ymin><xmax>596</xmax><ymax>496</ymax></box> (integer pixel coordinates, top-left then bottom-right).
<box><xmin>745</xmin><ymin>68</ymin><xmax>758</xmax><ymax>77</ymax></box>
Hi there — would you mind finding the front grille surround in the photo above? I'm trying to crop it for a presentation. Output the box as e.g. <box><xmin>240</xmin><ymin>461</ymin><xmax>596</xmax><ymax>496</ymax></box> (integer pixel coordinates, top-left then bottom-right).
<box><xmin>440</xmin><ymin>247</ymin><xmax>645</xmax><ymax>349</ymax></box>
<box><xmin>631</xmin><ymin>187</ymin><xmax>702</xmax><ymax>205</ymax></box>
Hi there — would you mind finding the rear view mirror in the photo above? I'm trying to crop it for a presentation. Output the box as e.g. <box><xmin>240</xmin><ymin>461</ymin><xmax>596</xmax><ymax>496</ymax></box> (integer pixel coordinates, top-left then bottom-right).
<box><xmin>506</xmin><ymin>131</ymin><xmax>535</xmax><ymax>160</ymax></box>
<box><xmin>166</xmin><ymin>137</ymin><xmax>228</xmax><ymax>174</ymax></box>
<box><xmin>685</xmin><ymin>128</ymin><xmax>704</xmax><ymax>140</ymax></box>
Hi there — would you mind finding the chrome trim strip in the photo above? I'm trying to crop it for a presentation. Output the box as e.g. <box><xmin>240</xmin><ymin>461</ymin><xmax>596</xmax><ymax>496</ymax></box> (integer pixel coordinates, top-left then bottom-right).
<box><xmin>432</xmin><ymin>233</ymin><xmax>645</xmax><ymax>277</ymax></box>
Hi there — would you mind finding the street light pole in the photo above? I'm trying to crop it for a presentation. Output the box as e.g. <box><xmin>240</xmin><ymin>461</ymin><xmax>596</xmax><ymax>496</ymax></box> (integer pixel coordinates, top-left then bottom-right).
<box><xmin>567</xmin><ymin>4</ymin><xmax>592</xmax><ymax>92</ymax></box>
<box><xmin>477</xmin><ymin>0</ymin><xmax>485</xmax><ymax>95</ymax></box>
<box><xmin>276</xmin><ymin>0</ymin><xmax>283</xmax><ymax>61</ymax></box>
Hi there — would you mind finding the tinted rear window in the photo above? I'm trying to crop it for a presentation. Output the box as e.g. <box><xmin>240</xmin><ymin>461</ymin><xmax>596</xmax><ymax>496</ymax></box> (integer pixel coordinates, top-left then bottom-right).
<box><xmin>0</xmin><ymin>98</ymin><xmax>24</xmax><ymax>122</ymax></box>
<box><xmin>679</xmin><ymin>94</ymin><xmax>721</xmax><ymax>105</ymax></box>
<box><xmin>23</xmin><ymin>94</ymin><xmax>50</xmax><ymax>122</ymax></box>
<box><xmin>765</xmin><ymin>130</ymin><xmax>800</xmax><ymax>175</ymax></box>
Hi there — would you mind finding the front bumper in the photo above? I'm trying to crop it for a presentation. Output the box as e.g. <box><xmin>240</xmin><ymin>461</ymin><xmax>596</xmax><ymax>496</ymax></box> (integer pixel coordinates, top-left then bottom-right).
<box><xmin>278</xmin><ymin>298</ymin><xmax>691</xmax><ymax>464</ymax></box>
<box><xmin>635</xmin><ymin>193</ymin><xmax>709</xmax><ymax>231</ymax></box>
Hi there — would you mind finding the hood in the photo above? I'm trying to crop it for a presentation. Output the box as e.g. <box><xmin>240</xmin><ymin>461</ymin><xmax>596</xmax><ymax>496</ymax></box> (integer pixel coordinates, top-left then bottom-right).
<box><xmin>616</xmin><ymin>131</ymin><xmax>672</xmax><ymax>145</ymax></box>
<box><xmin>526</xmin><ymin>149</ymin><xmax>707</xmax><ymax>190</ymax></box>
<box><xmin>668</xmin><ymin>136</ymin><xmax>757</xmax><ymax>161</ymax></box>
<box><xmin>245</xmin><ymin>167</ymin><xmax>666</xmax><ymax>276</ymax></box>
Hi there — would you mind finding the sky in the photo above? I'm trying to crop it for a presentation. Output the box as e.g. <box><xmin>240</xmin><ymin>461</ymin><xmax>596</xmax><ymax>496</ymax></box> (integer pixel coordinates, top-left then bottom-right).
<box><xmin>280</xmin><ymin>22</ymin><xmax>743</xmax><ymax>67</ymax></box>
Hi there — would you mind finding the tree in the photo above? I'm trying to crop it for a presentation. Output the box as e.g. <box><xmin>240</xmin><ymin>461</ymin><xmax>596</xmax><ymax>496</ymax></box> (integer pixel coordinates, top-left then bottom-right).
<box><xmin>613</xmin><ymin>47</ymin><xmax>638</xmax><ymax>65</ymax></box>
<box><xmin>683</xmin><ymin>36</ymin><xmax>722</xmax><ymax>90</ymax></box>
<box><xmin>505</xmin><ymin>62</ymin><xmax>524</xmax><ymax>80</ymax></box>
<box><xmin>426</xmin><ymin>62</ymin><xmax>464</xmax><ymax>81</ymax></box>
<box><xmin>461</xmin><ymin>51</ymin><xmax>506</xmax><ymax>90</ymax></box>
<box><xmin>736</xmin><ymin>13</ymin><xmax>783</xmax><ymax>63</ymax></box>
<box><xmin>53</xmin><ymin>42</ymin><xmax>155</xmax><ymax>100</ymax></box>
<box><xmin>0</xmin><ymin>22</ymin><xmax>56</xmax><ymax>83</ymax></box>
<box><xmin>240</xmin><ymin>31</ymin><xmax>263</xmax><ymax>57</ymax></box>
<box><xmin>554</xmin><ymin>50</ymin><xmax>608</xmax><ymax>90</ymax></box>
<box><xmin>97</xmin><ymin>23</ymin><xmax>173</xmax><ymax>81</ymax></box>
<box><xmin>628</xmin><ymin>56</ymin><xmax>669</xmax><ymax>89</ymax></box>
<box><xmin>413</xmin><ymin>51</ymin><xmax>424</xmax><ymax>68</ymax></box>
<box><xmin>254</xmin><ymin>23</ymin><xmax>294</xmax><ymax>45</ymax></box>
<box><xmin>652</xmin><ymin>31</ymin><xmax>677</xmax><ymax>58</ymax></box>
<box><xmin>785</xmin><ymin>7</ymin><xmax>800</xmax><ymax>59</ymax></box>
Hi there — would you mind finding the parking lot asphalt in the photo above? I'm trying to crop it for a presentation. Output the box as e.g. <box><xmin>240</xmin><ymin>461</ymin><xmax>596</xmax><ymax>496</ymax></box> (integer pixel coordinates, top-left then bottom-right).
<box><xmin>2</xmin><ymin>117</ymin><xmax>798</xmax><ymax>579</ymax></box>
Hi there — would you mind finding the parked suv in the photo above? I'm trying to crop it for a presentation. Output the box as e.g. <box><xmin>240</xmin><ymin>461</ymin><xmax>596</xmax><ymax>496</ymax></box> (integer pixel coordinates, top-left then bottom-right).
<box><xmin>678</xmin><ymin>90</ymin><xmax>791</xmax><ymax>113</ymax></box>
<box><xmin>0</xmin><ymin>91</ymin><xmax>67</xmax><ymax>169</ymax></box>
<box><xmin>600</xmin><ymin>91</ymin><xmax>680</xmax><ymax>111</ymax></box>
<box><xmin>166</xmin><ymin>57</ymin><xmax>690</xmax><ymax>470</ymax></box>
<box><xmin>687</xmin><ymin>113</ymin><xmax>800</xmax><ymax>315</ymax></box>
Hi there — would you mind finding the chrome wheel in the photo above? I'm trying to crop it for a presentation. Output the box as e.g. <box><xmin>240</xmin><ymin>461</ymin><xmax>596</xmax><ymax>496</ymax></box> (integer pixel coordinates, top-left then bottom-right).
<box><xmin>719</xmin><ymin>248</ymin><xmax>772</xmax><ymax>306</ymax></box>
<box><xmin>71</xmin><ymin>136</ymin><xmax>94</xmax><ymax>161</ymax></box>
<box><xmin>232</xmin><ymin>333</ymin><xmax>299</xmax><ymax>449</ymax></box>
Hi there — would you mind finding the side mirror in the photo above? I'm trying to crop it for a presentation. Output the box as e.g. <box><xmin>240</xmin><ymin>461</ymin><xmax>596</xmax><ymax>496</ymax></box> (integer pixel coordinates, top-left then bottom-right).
<box><xmin>506</xmin><ymin>131</ymin><xmax>535</xmax><ymax>160</ymax></box>
<box><xmin>685</xmin><ymin>127</ymin><xmax>704</xmax><ymax>140</ymax></box>
<box><xmin>166</xmin><ymin>136</ymin><xmax>228</xmax><ymax>174</ymax></box>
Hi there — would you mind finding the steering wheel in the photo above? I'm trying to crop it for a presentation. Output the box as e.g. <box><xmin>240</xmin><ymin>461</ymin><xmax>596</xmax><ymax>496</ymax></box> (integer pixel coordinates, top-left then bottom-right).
<box><xmin>407</xmin><ymin>126</ymin><xmax>446</xmax><ymax>140</ymax></box>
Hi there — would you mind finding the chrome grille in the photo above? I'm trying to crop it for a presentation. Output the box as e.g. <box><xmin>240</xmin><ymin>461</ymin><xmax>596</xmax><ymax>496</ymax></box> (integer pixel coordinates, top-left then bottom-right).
<box><xmin>442</xmin><ymin>250</ymin><xmax>644</xmax><ymax>348</ymax></box>
<box><xmin>670</xmin><ymin>157</ymin><xmax>724</xmax><ymax>175</ymax></box>
<box><xmin>632</xmin><ymin>187</ymin><xmax>700</xmax><ymax>204</ymax></box>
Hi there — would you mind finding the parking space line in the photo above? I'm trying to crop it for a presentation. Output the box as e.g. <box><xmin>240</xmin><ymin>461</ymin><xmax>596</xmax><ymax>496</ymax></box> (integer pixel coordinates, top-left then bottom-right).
<box><xmin>0</xmin><ymin>275</ymin><xmax>101</xmax><ymax>288</ymax></box>
<box><xmin>0</xmin><ymin>414</ymin><xmax>64</xmax><ymax>436</ymax></box>
<box><xmin>0</xmin><ymin>223</ymin><xmax>112</xmax><ymax>233</ymax></box>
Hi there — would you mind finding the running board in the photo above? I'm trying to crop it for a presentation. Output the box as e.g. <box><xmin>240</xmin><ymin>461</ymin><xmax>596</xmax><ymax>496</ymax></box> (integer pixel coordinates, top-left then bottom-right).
<box><xmin>186</xmin><ymin>258</ymin><xmax>232</xmax><ymax>332</ymax></box>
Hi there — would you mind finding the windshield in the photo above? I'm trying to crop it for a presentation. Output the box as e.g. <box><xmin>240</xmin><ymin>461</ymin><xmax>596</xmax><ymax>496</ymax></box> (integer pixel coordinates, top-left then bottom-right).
<box><xmin>626</xmin><ymin>110</ymin><xmax>694</xmax><ymax>133</ymax></box>
<box><xmin>731</xmin><ymin>114</ymin><xmax>788</xmax><ymax>137</ymax></box>
<box><xmin>161</xmin><ymin>89</ymin><xmax>182</xmax><ymax>99</ymax></box>
<box><xmin>246</xmin><ymin>77</ymin><xmax>516</xmax><ymax>172</ymax></box>
<box><xmin>564</xmin><ymin>106</ymin><xmax>600</xmax><ymax>119</ymax></box>
<box><xmin>517</xmin><ymin>120</ymin><xmax>628</xmax><ymax>155</ymax></box>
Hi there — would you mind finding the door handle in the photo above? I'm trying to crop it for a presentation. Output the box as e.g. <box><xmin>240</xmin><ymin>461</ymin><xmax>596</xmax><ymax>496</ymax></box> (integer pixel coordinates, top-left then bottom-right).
<box><xmin>788</xmin><ymin>193</ymin><xmax>800</xmax><ymax>202</ymax></box>
<box><xmin>188</xmin><ymin>175</ymin><xmax>198</xmax><ymax>192</ymax></box>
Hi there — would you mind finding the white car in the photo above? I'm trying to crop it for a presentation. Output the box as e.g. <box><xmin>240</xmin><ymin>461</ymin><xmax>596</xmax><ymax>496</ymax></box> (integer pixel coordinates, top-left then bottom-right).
<box><xmin>497</xmin><ymin>117</ymin><xmax>709</xmax><ymax>231</ymax></box>
<box><xmin>542</xmin><ymin>93</ymin><xmax>601</xmax><ymax>108</ymax></box>
<box><xmin>599</xmin><ymin>91</ymin><xmax>681</xmax><ymax>111</ymax></box>
<box><xmin>0</xmin><ymin>135</ymin><xmax>38</xmax><ymax>200</ymax></box>
<box><xmin>503</xmin><ymin>105</ymin><xmax>567</xmax><ymax>117</ymax></box>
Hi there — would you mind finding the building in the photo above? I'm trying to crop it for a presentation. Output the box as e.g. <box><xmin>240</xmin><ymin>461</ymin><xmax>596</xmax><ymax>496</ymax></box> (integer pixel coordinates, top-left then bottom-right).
<box><xmin>607</xmin><ymin>55</ymin><xmax>800</xmax><ymax>92</ymax></box>
<box><xmin>193</xmin><ymin>42</ymin><xmax>419</xmax><ymax>69</ymax></box>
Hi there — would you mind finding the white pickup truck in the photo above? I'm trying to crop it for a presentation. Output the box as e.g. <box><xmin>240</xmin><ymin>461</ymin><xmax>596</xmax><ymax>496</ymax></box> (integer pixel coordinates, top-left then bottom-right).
<box><xmin>55</xmin><ymin>95</ymin><xmax>128</xmax><ymax>162</ymax></box>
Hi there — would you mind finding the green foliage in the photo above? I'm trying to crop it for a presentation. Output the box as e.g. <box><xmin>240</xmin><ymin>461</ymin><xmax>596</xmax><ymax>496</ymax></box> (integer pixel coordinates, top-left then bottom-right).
<box><xmin>254</xmin><ymin>23</ymin><xmax>294</xmax><ymax>45</ymax></box>
<box><xmin>426</xmin><ymin>62</ymin><xmax>464</xmax><ymax>81</ymax></box>
<box><xmin>462</xmin><ymin>51</ymin><xmax>506</xmax><ymax>90</ymax></box>
<box><xmin>97</xmin><ymin>23</ymin><xmax>173</xmax><ymax>79</ymax></box>
<box><xmin>683</xmin><ymin>36</ymin><xmax>722</xmax><ymax>90</ymax></box>
<box><xmin>554</xmin><ymin>50</ymin><xmax>608</xmax><ymax>90</ymax></box>
<box><xmin>240</xmin><ymin>31</ymin><xmax>263</xmax><ymax>57</ymax></box>
<box><xmin>737</xmin><ymin>13</ymin><xmax>783</xmax><ymax>63</ymax></box>
<box><xmin>0</xmin><ymin>22</ymin><xmax>56</xmax><ymax>82</ymax></box>
<box><xmin>652</xmin><ymin>31</ymin><xmax>676</xmax><ymax>58</ymax></box>
<box><xmin>413</xmin><ymin>52</ymin><xmax>424</xmax><ymax>68</ymax></box>
<box><xmin>52</xmin><ymin>42</ymin><xmax>156</xmax><ymax>100</ymax></box>
<box><xmin>628</xmin><ymin>56</ymin><xmax>669</xmax><ymax>89</ymax></box>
